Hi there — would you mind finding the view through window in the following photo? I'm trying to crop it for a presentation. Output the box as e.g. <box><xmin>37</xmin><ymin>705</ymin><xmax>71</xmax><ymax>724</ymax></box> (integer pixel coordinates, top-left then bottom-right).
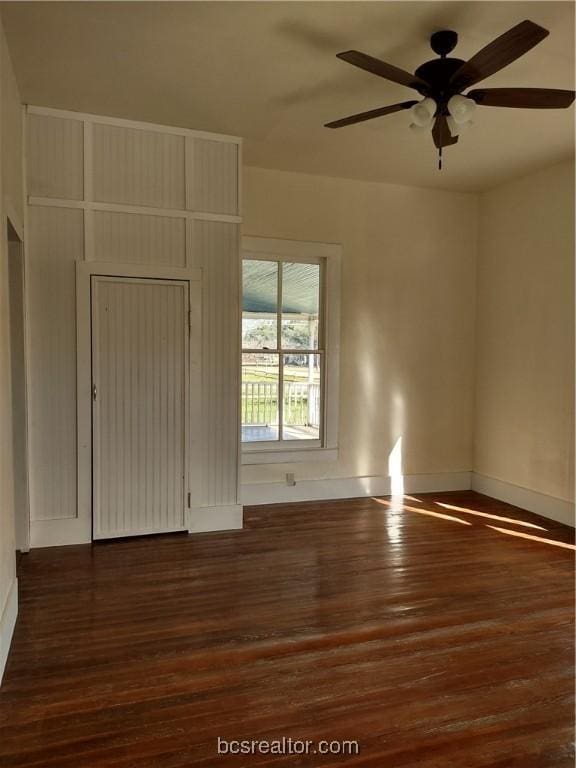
<box><xmin>242</xmin><ymin>258</ymin><xmax>323</xmax><ymax>445</ymax></box>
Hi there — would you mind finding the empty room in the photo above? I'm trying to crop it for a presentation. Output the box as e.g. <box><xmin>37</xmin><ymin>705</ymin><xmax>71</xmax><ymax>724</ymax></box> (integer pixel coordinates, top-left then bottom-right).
<box><xmin>0</xmin><ymin>1</ymin><xmax>574</xmax><ymax>766</ymax></box>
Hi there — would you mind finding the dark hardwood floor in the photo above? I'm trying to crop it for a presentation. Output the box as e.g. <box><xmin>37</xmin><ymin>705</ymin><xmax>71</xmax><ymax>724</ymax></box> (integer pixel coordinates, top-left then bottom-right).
<box><xmin>1</xmin><ymin>491</ymin><xmax>574</xmax><ymax>767</ymax></box>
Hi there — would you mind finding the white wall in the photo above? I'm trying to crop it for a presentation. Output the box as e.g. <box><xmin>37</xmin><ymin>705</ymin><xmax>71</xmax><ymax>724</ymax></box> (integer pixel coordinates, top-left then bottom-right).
<box><xmin>0</xmin><ymin>18</ymin><xmax>23</xmax><ymax>681</ymax></box>
<box><xmin>474</xmin><ymin>161</ymin><xmax>575</xmax><ymax>511</ymax></box>
<box><xmin>241</xmin><ymin>166</ymin><xmax>478</xmax><ymax>496</ymax></box>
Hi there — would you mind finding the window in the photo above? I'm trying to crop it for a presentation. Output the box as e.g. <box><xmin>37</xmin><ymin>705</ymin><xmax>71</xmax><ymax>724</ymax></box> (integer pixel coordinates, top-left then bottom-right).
<box><xmin>241</xmin><ymin>237</ymin><xmax>340</xmax><ymax>463</ymax></box>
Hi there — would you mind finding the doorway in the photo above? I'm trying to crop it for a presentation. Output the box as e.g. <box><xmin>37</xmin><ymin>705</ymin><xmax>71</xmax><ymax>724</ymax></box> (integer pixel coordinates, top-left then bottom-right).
<box><xmin>91</xmin><ymin>275</ymin><xmax>190</xmax><ymax>539</ymax></box>
<box><xmin>7</xmin><ymin>219</ymin><xmax>30</xmax><ymax>553</ymax></box>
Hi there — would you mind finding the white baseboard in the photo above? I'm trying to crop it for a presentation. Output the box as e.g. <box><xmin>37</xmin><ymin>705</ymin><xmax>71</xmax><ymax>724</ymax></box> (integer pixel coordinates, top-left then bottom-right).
<box><xmin>471</xmin><ymin>473</ymin><xmax>575</xmax><ymax>528</ymax></box>
<box><xmin>241</xmin><ymin>471</ymin><xmax>472</xmax><ymax>506</ymax></box>
<box><xmin>0</xmin><ymin>578</ymin><xmax>18</xmax><ymax>685</ymax></box>
<box><xmin>188</xmin><ymin>504</ymin><xmax>244</xmax><ymax>533</ymax></box>
<box><xmin>30</xmin><ymin>505</ymin><xmax>245</xmax><ymax>547</ymax></box>
<box><xmin>30</xmin><ymin>518</ymin><xmax>91</xmax><ymax>548</ymax></box>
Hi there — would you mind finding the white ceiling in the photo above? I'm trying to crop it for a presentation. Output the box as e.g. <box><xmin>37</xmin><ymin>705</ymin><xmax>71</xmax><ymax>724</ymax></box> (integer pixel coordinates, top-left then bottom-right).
<box><xmin>1</xmin><ymin>1</ymin><xmax>574</xmax><ymax>192</ymax></box>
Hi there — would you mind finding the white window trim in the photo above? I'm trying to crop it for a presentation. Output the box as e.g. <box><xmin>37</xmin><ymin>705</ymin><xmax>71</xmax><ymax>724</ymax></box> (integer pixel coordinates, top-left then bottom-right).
<box><xmin>241</xmin><ymin>236</ymin><xmax>341</xmax><ymax>465</ymax></box>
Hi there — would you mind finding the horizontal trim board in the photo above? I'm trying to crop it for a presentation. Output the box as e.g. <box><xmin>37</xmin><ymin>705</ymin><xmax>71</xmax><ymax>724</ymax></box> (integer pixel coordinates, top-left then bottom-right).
<box><xmin>0</xmin><ymin>579</ymin><xmax>18</xmax><ymax>685</ymax></box>
<box><xmin>243</xmin><ymin>235</ymin><xmax>342</xmax><ymax>261</ymax></box>
<box><xmin>242</xmin><ymin>471</ymin><xmax>472</xmax><ymax>505</ymax></box>
<box><xmin>471</xmin><ymin>473</ymin><xmax>575</xmax><ymax>528</ymax></box>
<box><xmin>27</xmin><ymin>105</ymin><xmax>242</xmax><ymax>144</ymax></box>
<box><xmin>76</xmin><ymin>261</ymin><xmax>201</xmax><ymax>282</ymax></box>
<box><xmin>189</xmin><ymin>505</ymin><xmax>244</xmax><ymax>533</ymax></box>
<box><xmin>28</xmin><ymin>197</ymin><xmax>242</xmax><ymax>224</ymax></box>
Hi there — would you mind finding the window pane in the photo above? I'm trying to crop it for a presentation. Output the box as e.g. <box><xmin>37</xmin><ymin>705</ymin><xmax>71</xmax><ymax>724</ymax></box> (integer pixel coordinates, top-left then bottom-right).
<box><xmin>242</xmin><ymin>260</ymin><xmax>278</xmax><ymax>349</ymax></box>
<box><xmin>283</xmin><ymin>354</ymin><xmax>321</xmax><ymax>441</ymax></box>
<box><xmin>281</xmin><ymin>262</ymin><xmax>320</xmax><ymax>350</ymax></box>
<box><xmin>241</xmin><ymin>353</ymin><xmax>279</xmax><ymax>442</ymax></box>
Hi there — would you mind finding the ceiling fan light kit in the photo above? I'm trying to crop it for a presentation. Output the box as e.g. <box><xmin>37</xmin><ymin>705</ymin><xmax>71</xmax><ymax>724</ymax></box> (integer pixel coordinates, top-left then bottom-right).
<box><xmin>446</xmin><ymin>114</ymin><xmax>473</xmax><ymax>138</ymax></box>
<box><xmin>410</xmin><ymin>97</ymin><xmax>436</xmax><ymax>127</ymax></box>
<box><xmin>409</xmin><ymin>122</ymin><xmax>431</xmax><ymax>134</ymax></box>
<box><xmin>447</xmin><ymin>94</ymin><xmax>476</xmax><ymax>123</ymax></box>
<box><xmin>324</xmin><ymin>20</ymin><xmax>575</xmax><ymax>170</ymax></box>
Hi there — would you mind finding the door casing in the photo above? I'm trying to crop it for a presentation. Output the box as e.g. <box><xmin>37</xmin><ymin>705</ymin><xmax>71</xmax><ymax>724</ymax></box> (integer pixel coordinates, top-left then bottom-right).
<box><xmin>75</xmin><ymin>262</ymin><xmax>202</xmax><ymax>544</ymax></box>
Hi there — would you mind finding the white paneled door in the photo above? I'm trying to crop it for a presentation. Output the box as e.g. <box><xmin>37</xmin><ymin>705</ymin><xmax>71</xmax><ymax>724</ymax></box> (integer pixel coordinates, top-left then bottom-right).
<box><xmin>91</xmin><ymin>276</ymin><xmax>189</xmax><ymax>539</ymax></box>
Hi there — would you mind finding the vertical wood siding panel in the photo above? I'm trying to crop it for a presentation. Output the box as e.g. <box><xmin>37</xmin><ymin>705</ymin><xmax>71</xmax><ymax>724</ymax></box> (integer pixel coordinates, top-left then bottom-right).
<box><xmin>93</xmin><ymin>279</ymin><xmax>186</xmax><ymax>537</ymax></box>
<box><xmin>27</xmin><ymin>114</ymin><xmax>84</xmax><ymax>200</ymax></box>
<box><xmin>27</xmin><ymin>206</ymin><xmax>83</xmax><ymax>521</ymax></box>
<box><xmin>191</xmin><ymin>220</ymin><xmax>239</xmax><ymax>507</ymax></box>
<box><xmin>188</xmin><ymin>139</ymin><xmax>238</xmax><ymax>216</ymax></box>
<box><xmin>93</xmin><ymin>211</ymin><xmax>186</xmax><ymax>266</ymax></box>
<box><xmin>93</xmin><ymin>124</ymin><xmax>185</xmax><ymax>209</ymax></box>
<box><xmin>26</xmin><ymin>109</ymin><xmax>241</xmax><ymax>541</ymax></box>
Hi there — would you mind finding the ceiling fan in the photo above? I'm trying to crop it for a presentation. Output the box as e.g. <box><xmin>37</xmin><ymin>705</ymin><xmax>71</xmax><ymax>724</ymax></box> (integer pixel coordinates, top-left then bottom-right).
<box><xmin>324</xmin><ymin>21</ymin><xmax>575</xmax><ymax>168</ymax></box>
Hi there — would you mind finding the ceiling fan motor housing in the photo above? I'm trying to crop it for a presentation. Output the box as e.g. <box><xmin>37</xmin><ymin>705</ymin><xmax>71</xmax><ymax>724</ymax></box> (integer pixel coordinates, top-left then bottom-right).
<box><xmin>414</xmin><ymin>30</ymin><xmax>464</xmax><ymax>105</ymax></box>
<box><xmin>414</xmin><ymin>57</ymin><xmax>467</xmax><ymax>102</ymax></box>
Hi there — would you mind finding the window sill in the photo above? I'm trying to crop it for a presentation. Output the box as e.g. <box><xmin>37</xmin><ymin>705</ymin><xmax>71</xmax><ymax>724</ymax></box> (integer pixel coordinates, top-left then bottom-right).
<box><xmin>241</xmin><ymin>447</ymin><xmax>339</xmax><ymax>465</ymax></box>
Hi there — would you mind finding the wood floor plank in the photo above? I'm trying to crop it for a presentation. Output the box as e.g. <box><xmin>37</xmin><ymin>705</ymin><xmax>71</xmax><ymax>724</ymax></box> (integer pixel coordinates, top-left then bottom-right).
<box><xmin>0</xmin><ymin>491</ymin><xmax>574</xmax><ymax>766</ymax></box>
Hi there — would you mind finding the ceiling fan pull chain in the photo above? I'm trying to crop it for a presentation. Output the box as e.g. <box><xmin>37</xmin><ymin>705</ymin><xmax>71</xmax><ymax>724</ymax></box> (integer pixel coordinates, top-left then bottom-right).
<box><xmin>438</xmin><ymin>146</ymin><xmax>443</xmax><ymax>170</ymax></box>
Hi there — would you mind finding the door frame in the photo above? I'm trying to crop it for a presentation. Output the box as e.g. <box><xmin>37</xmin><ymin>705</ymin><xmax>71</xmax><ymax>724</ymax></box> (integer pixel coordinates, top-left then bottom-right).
<box><xmin>76</xmin><ymin>262</ymin><xmax>202</xmax><ymax>544</ymax></box>
<box><xmin>6</xmin><ymin>210</ymin><xmax>31</xmax><ymax>553</ymax></box>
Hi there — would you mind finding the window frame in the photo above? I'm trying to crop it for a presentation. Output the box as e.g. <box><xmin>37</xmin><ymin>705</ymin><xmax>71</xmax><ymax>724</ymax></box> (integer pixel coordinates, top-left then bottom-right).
<box><xmin>241</xmin><ymin>236</ymin><xmax>340</xmax><ymax>464</ymax></box>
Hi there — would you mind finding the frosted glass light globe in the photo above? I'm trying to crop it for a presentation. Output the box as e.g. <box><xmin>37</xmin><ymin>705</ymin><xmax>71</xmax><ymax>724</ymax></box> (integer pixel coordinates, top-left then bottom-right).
<box><xmin>447</xmin><ymin>115</ymin><xmax>474</xmax><ymax>137</ymax></box>
<box><xmin>410</xmin><ymin>98</ymin><xmax>437</xmax><ymax>127</ymax></box>
<box><xmin>448</xmin><ymin>95</ymin><xmax>476</xmax><ymax>124</ymax></box>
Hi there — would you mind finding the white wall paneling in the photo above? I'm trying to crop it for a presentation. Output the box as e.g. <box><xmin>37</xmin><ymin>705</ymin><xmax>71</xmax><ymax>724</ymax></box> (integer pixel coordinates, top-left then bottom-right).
<box><xmin>25</xmin><ymin>105</ymin><xmax>243</xmax><ymax>545</ymax></box>
<box><xmin>190</xmin><ymin>219</ymin><xmax>241</xmax><ymax>508</ymax></box>
<box><xmin>26</xmin><ymin>113</ymin><xmax>84</xmax><ymax>200</ymax></box>
<box><xmin>93</xmin><ymin>123</ymin><xmax>185</xmax><ymax>210</ymax></box>
<box><xmin>93</xmin><ymin>210</ymin><xmax>186</xmax><ymax>266</ymax></box>
<box><xmin>186</xmin><ymin>137</ymin><xmax>239</xmax><ymax>216</ymax></box>
<box><xmin>27</xmin><ymin>206</ymin><xmax>83</xmax><ymax>524</ymax></box>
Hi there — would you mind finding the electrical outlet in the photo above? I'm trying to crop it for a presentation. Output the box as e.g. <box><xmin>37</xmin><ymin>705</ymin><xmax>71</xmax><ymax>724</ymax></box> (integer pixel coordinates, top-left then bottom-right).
<box><xmin>286</xmin><ymin>473</ymin><xmax>296</xmax><ymax>487</ymax></box>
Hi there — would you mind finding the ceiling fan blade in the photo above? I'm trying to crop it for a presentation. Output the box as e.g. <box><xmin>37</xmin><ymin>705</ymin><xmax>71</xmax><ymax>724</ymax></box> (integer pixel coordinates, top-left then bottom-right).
<box><xmin>449</xmin><ymin>20</ymin><xmax>549</xmax><ymax>92</ymax></box>
<box><xmin>468</xmin><ymin>87</ymin><xmax>575</xmax><ymax>108</ymax></box>
<box><xmin>325</xmin><ymin>100</ymin><xmax>418</xmax><ymax>129</ymax></box>
<box><xmin>432</xmin><ymin>115</ymin><xmax>458</xmax><ymax>148</ymax></box>
<box><xmin>337</xmin><ymin>50</ymin><xmax>428</xmax><ymax>92</ymax></box>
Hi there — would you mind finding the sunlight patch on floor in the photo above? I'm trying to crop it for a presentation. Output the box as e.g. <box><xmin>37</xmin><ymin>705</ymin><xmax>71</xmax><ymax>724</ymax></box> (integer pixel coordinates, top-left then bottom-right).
<box><xmin>487</xmin><ymin>526</ymin><xmax>576</xmax><ymax>550</ymax></box>
<box><xmin>372</xmin><ymin>497</ymin><xmax>472</xmax><ymax>525</ymax></box>
<box><xmin>435</xmin><ymin>502</ymin><xmax>547</xmax><ymax>531</ymax></box>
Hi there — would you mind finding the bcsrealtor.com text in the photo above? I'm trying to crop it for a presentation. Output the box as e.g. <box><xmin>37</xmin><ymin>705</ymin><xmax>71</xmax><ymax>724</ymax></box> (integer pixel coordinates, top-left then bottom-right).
<box><xmin>217</xmin><ymin>737</ymin><xmax>360</xmax><ymax>757</ymax></box>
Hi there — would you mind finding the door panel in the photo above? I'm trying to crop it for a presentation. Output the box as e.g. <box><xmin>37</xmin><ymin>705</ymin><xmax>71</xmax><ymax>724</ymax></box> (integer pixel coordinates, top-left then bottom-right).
<box><xmin>92</xmin><ymin>277</ymin><xmax>188</xmax><ymax>539</ymax></box>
